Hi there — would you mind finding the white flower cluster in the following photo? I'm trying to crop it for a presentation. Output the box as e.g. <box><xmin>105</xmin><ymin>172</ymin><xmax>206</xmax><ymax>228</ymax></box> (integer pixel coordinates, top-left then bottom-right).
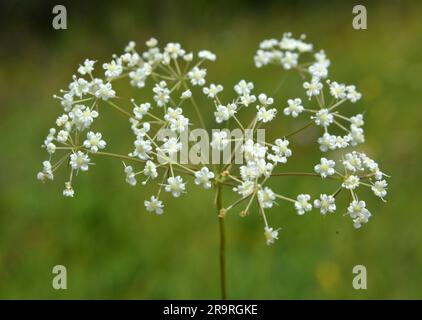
<box><xmin>38</xmin><ymin>34</ymin><xmax>389</xmax><ymax>246</ymax></box>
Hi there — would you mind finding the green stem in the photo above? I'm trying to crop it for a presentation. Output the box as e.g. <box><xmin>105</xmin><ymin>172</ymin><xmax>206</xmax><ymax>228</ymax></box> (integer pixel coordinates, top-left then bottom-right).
<box><xmin>216</xmin><ymin>183</ymin><xmax>227</xmax><ymax>300</ymax></box>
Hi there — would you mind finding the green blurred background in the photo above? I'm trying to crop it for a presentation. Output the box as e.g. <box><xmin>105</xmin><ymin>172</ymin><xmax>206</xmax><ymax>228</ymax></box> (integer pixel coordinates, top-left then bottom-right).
<box><xmin>1</xmin><ymin>0</ymin><xmax>421</xmax><ymax>299</ymax></box>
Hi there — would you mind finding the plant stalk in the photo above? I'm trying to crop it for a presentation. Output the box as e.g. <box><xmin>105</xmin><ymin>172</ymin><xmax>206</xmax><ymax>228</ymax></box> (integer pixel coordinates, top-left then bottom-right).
<box><xmin>216</xmin><ymin>183</ymin><xmax>227</xmax><ymax>299</ymax></box>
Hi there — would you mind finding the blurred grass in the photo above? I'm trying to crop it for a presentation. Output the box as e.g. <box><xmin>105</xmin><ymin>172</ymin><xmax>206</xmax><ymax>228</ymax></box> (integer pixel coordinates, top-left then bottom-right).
<box><xmin>0</xmin><ymin>0</ymin><xmax>422</xmax><ymax>299</ymax></box>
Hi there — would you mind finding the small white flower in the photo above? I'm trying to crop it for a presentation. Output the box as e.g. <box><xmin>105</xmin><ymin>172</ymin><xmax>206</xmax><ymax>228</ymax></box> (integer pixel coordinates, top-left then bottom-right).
<box><xmin>348</xmin><ymin>200</ymin><xmax>371</xmax><ymax>229</ymax></box>
<box><xmin>233</xmin><ymin>181</ymin><xmax>255</xmax><ymax>197</ymax></box>
<box><xmin>78</xmin><ymin>59</ymin><xmax>96</xmax><ymax>75</ymax></box>
<box><xmin>313</xmin><ymin>109</ymin><xmax>333</xmax><ymax>127</ymax></box>
<box><xmin>187</xmin><ymin>67</ymin><xmax>207</xmax><ymax>86</ymax></box>
<box><xmin>309</xmin><ymin>62</ymin><xmax>328</xmax><ymax>79</ymax></box>
<box><xmin>69</xmin><ymin>77</ymin><xmax>90</xmax><ymax>97</ymax></box>
<box><xmin>183</xmin><ymin>52</ymin><xmax>193</xmax><ymax>62</ymax></box>
<box><xmin>144</xmin><ymin>196</ymin><xmax>164</xmax><ymax>215</ymax></box>
<box><xmin>303</xmin><ymin>79</ymin><xmax>323</xmax><ymax>97</ymax></box>
<box><xmin>164</xmin><ymin>107</ymin><xmax>183</xmax><ymax>122</ymax></box>
<box><xmin>372</xmin><ymin>180</ymin><xmax>387</xmax><ymax>199</ymax></box>
<box><xmin>129</xmin><ymin>64</ymin><xmax>151</xmax><ymax>88</ymax></box>
<box><xmin>214</xmin><ymin>105</ymin><xmax>232</xmax><ymax>123</ymax></box>
<box><xmin>333</xmin><ymin>135</ymin><xmax>350</xmax><ymax>149</ymax></box>
<box><xmin>258</xmin><ymin>93</ymin><xmax>274</xmax><ymax>106</ymax></box>
<box><xmin>57</xmin><ymin>130</ymin><xmax>69</xmax><ymax>143</ymax></box>
<box><xmin>164</xmin><ymin>42</ymin><xmax>185</xmax><ymax>59</ymax></box>
<box><xmin>180</xmin><ymin>89</ymin><xmax>192</xmax><ymax>99</ymax></box>
<box><xmin>239</xmin><ymin>94</ymin><xmax>257</xmax><ymax>107</ymax></box>
<box><xmin>125</xmin><ymin>40</ymin><xmax>136</xmax><ymax>52</ymax></box>
<box><xmin>194</xmin><ymin>167</ymin><xmax>215</xmax><ymax>189</ymax></box>
<box><xmin>169</xmin><ymin>115</ymin><xmax>189</xmax><ymax>133</ymax></box>
<box><xmin>70</xmin><ymin>151</ymin><xmax>91</xmax><ymax>172</ymax></box>
<box><xmin>83</xmin><ymin>131</ymin><xmax>106</xmax><ymax>153</ymax></box>
<box><xmin>346</xmin><ymin>85</ymin><xmax>362</xmax><ymax>103</ymax></box>
<box><xmin>318</xmin><ymin>133</ymin><xmax>336</xmax><ymax>152</ymax></box>
<box><xmin>203</xmin><ymin>84</ymin><xmax>223</xmax><ymax>98</ymax></box>
<box><xmin>350</xmin><ymin>114</ymin><xmax>364</xmax><ymax>127</ymax></box>
<box><xmin>130</xmin><ymin>138</ymin><xmax>152</xmax><ymax>160</ymax></box>
<box><xmin>313</xmin><ymin>194</ymin><xmax>336</xmax><ymax>215</ymax></box>
<box><xmin>144</xmin><ymin>160</ymin><xmax>158</xmax><ymax>180</ymax></box>
<box><xmin>264</xmin><ymin>226</ymin><xmax>280</xmax><ymax>245</ymax></box>
<box><xmin>124</xmin><ymin>165</ymin><xmax>137</xmax><ymax>186</ymax></box>
<box><xmin>234</xmin><ymin>80</ymin><xmax>254</xmax><ymax>95</ymax></box>
<box><xmin>329</xmin><ymin>81</ymin><xmax>347</xmax><ymax>100</ymax></box>
<box><xmin>314</xmin><ymin>157</ymin><xmax>336</xmax><ymax>178</ymax></box>
<box><xmin>37</xmin><ymin>160</ymin><xmax>54</xmax><ymax>182</ymax></box>
<box><xmin>258</xmin><ymin>187</ymin><xmax>276</xmax><ymax>208</ymax></box>
<box><xmin>146</xmin><ymin>38</ymin><xmax>157</xmax><ymax>48</ymax></box>
<box><xmin>103</xmin><ymin>60</ymin><xmax>123</xmax><ymax>79</ymax></box>
<box><xmin>295</xmin><ymin>194</ymin><xmax>312</xmax><ymax>215</ymax></box>
<box><xmin>210</xmin><ymin>131</ymin><xmax>229</xmax><ymax>150</ymax></box>
<box><xmin>153</xmin><ymin>81</ymin><xmax>170</xmax><ymax>107</ymax></box>
<box><xmin>268</xmin><ymin>138</ymin><xmax>291</xmax><ymax>164</ymax></box>
<box><xmin>46</xmin><ymin>142</ymin><xmax>56</xmax><ymax>154</ymax></box>
<box><xmin>343</xmin><ymin>152</ymin><xmax>362</xmax><ymax>172</ymax></box>
<box><xmin>63</xmin><ymin>182</ymin><xmax>75</xmax><ymax>197</ymax></box>
<box><xmin>70</xmin><ymin>105</ymin><xmax>99</xmax><ymax>129</ymax></box>
<box><xmin>284</xmin><ymin>98</ymin><xmax>304</xmax><ymax>117</ymax></box>
<box><xmin>348</xmin><ymin>126</ymin><xmax>365</xmax><ymax>146</ymax></box>
<box><xmin>198</xmin><ymin>50</ymin><xmax>216</xmax><ymax>61</ymax></box>
<box><xmin>342</xmin><ymin>175</ymin><xmax>360</xmax><ymax>190</ymax></box>
<box><xmin>95</xmin><ymin>83</ymin><xmax>116</xmax><ymax>100</ymax></box>
<box><xmin>161</xmin><ymin>137</ymin><xmax>182</xmax><ymax>156</ymax></box>
<box><xmin>281</xmin><ymin>51</ymin><xmax>298</xmax><ymax>69</ymax></box>
<box><xmin>133</xmin><ymin>102</ymin><xmax>151</xmax><ymax>120</ymax></box>
<box><xmin>257</xmin><ymin>106</ymin><xmax>277</xmax><ymax>123</ymax></box>
<box><xmin>165</xmin><ymin>176</ymin><xmax>186</xmax><ymax>197</ymax></box>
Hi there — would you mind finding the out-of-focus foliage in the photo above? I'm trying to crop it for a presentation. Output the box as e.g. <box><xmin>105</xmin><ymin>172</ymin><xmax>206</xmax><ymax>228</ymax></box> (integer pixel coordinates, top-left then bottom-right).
<box><xmin>0</xmin><ymin>0</ymin><xmax>421</xmax><ymax>298</ymax></box>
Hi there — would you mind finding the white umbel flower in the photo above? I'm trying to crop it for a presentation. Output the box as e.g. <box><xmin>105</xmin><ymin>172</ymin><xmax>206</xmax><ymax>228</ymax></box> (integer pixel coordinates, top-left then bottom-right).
<box><xmin>210</xmin><ymin>131</ymin><xmax>229</xmax><ymax>151</ymax></box>
<box><xmin>37</xmin><ymin>160</ymin><xmax>54</xmax><ymax>182</ymax></box>
<box><xmin>70</xmin><ymin>151</ymin><xmax>91</xmax><ymax>172</ymax></box>
<box><xmin>348</xmin><ymin>200</ymin><xmax>371</xmax><ymax>229</ymax></box>
<box><xmin>187</xmin><ymin>67</ymin><xmax>207</xmax><ymax>86</ymax></box>
<box><xmin>194</xmin><ymin>167</ymin><xmax>215</xmax><ymax>189</ymax></box>
<box><xmin>180</xmin><ymin>89</ymin><xmax>192</xmax><ymax>99</ymax></box>
<box><xmin>314</xmin><ymin>157</ymin><xmax>336</xmax><ymax>178</ymax></box>
<box><xmin>257</xmin><ymin>106</ymin><xmax>277</xmax><ymax>123</ymax></box>
<box><xmin>303</xmin><ymin>79</ymin><xmax>323</xmax><ymax>97</ymax></box>
<box><xmin>318</xmin><ymin>133</ymin><xmax>336</xmax><ymax>152</ymax></box>
<box><xmin>268</xmin><ymin>138</ymin><xmax>292</xmax><ymax>164</ymax></box>
<box><xmin>78</xmin><ymin>59</ymin><xmax>95</xmax><ymax>75</ymax></box>
<box><xmin>83</xmin><ymin>131</ymin><xmax>106</xmax><ymax>153</ymax></box>
<box><xmin>264</xmin><ymin>226</ymin><xmax>280</xmax><ymax>246</ymax></box>
<box><xmin>203</xmin><ymin>84</ymin><xmax>223</xmax><ymax>98</ymax></box>
<box><xmin>124</xmin><ymin>165</ymin><xmax>137</xmax><ymax>186</ymax></box>
<box><xmin>144</xmin><ymin>196</ymin><xmax>164</xmax><ymax>215</ymax></box>
<box><xmin>234</xmin><ymin>80</ymin><xmax>254</xmax><ymax>95</ymax></box>
<box><xmin>258</xmin><ymin>187</ymin><xmax>276</xmax><ymax>208</ymax></box>
<box><xmin>165</xmin><ymin>176</ymin><xmax>186</xmax><ymax>197</ymax></box>
<box><xmin>313</xmin><ymin>109</ymin><xmax>333</xmax><ymax>127</ymax></box>
<box><xmin>233</xmin><ymin>181</ymin><xmax>255</xmax><ymax>197</ymax></box>
<box><xmin>198</xmin><ymin>50</ymin><xmax>216</xmax><ymax>61</ymax></box>
<box><xmin>329</xmin><ymin>81</ymin><xmax>347</xmax><ymax>100</ymax></box>
<box><xmin>372</xmin><ymin>180</ymin><xmax>388</xmax><ymax>199</ymax></box>
<box><xmin>144</xmin><ymin>160</ymin><xmax>158</xmax><ymax>180</ymax></box>
<box><xmin>342</xmin><ymin>175</ymin><xmax>360</xmax><ymax>190</ymax></box>
<box><xmin>313</xmin><ymin>194</ymin><xmax>336</xmax><ymax>214</ymax></box>
<box><xmin>95</xmin><ymin>83</ymin><xmax>116</xmax><ymax>100</ymax></box>
<box><xmin>130</xmin><ymin>138</ymin><xmax>152</xmax><ymax>160</ymax></box>
<box><xmin>63</xmin><ymin>182</ymin><xmax>75</xmax><ymax>197</ymax></box>
<box><xmin>295</xmin><ymin>194</ymin><xmax>312</xmax><ymax>215</ymax></box>
<box><xmin>284</xmin><ymin>98</ymin><xmax>304</xmax><ymax>117</ymax></box>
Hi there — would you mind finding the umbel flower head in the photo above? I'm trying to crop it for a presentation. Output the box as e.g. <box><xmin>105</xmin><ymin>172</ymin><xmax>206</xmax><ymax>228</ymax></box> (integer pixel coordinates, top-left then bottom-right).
<box><xmin>38</xmin><ymin>34</ymin><xmax>389</xmax><ymax>246</ymax></box>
